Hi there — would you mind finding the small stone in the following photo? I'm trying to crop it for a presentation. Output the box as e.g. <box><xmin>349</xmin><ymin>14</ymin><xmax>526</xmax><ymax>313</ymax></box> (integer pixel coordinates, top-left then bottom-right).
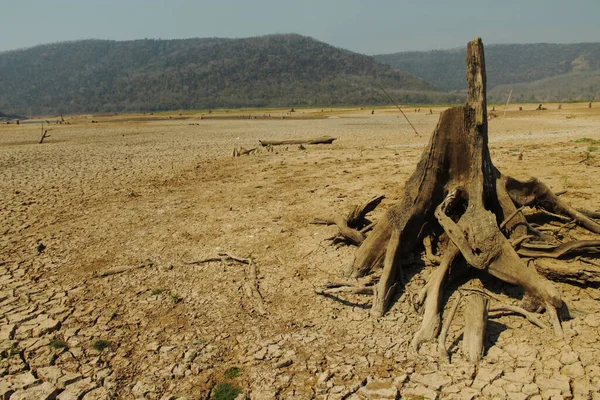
<box><xmin>9</xmin><ymin>372</ymin><xmax>40</xmax><ymax>390</ymax></box>
<box><xmin>10</xmin><ymin>382</ymin><xmax>58</xmax><ymax>400</ymax></box>
<box><xmin>411</xmin><ymin>372</ymin><xmax>451</xmax><ymax>390</ymax></box>
<box><xmin>506</xmin><ymin>392</ymin><xmax>527</xmax><ymax>400</ymax></box>
<box><xmin>402</xmin><ymin>385</ymin><xmax>437</xmax><ymax>400</ymax></box>
<box><xmin>0</xmin><ymin>381</ymin><xmax>14</xmax><ymax>400</ymax></box>
<box><xmin>82</xmin><ymin>387</ymin><xmax>110</xmax><ymax>399</ymax></box>
<box><xmin>360</xmin><ymin>380</ymin><xmax>398</xmax><ymax>399</ymax></box>
<box><xmin>37</xmin><ymin>366</ymin><xmax>64</xmax><ymax>384</ymax></box>
<box><xmin>482</xmin><ymin>384</ymin><xmax>506</xmax><ymax>398</ymax></box>
<box><xmin>57</xmin><ymin>372</ymin><xmax>82</xmax><ymax>389</ymax></box>
<box><xmin>572</xmin><ymin>377</ymin><xmax>594</xmax><ymax>398</ymax></box>
<box><xmin>522</xmin><ymin>383</ymin><xmax>539</xmax><ymax>396</ymax></box>
<box><xmin>559</xmin><ymin>351</ymin><xmax>579</xmax><ymax>365</ymax></box>
<box><xmin>536</xmin><ymin>373</ymin><xmax>570</xmax><ymax>394</ymax></box>
<box><xmin>503</xmin><ymin>382</ymin><xmax>523</xmax><ymax>393</ymax></box>
<box><xmin>393</xmin><ymin>374</ymin><xmax>407</xmax><ymax>389</ymax></box>
<box><xmin>317</xmin><ymin>370</ymin><xmax>333</xmax><ymax>387</ymax></box>
<box><xmin>561</xmin><ymin>362</ymin><xmax>585</xmax><ymax>378</ymax></box>
<box><xmin>253</xmin><ymin>347</ymin><xmax>267</xmax><ymax>361</ymax></box>
<box><xmin>503</xmin><ymin>368</ymin><xmax>533</xmax><ymax>384</ymax></box>
<box><xmin>275</xmin><ymin>358</ymin><xmax>293</xmax><ymax>368</ymax></box>
<box><xmin>132</xmin><ymin>380</ymin><xmax>155</xmax><ymax>397</ymax></box>
<box><xmin>0</xmin><ymin>324</ymin><xmax>16</xmax><ymax>341</ymax></box>
<box><xmin>32</xmin><ymin>316</ymin><xmax>60</xmax><ymax>337</ymax></box>
<box><xmin>471</xmin><ymin>367</ymin><xmax>503</xmax><ymax>390</ymax></box>
<box><xmin>57</xmin><ymin>377</ymin><xmax>97</xmax><ymax>399</ymax></box>
<box><xmin>541</xmin><ymin>389</ymin><xmax>563</xmax><ymax>399</ymax></box>
<box><xmin>583</xmin><ymin>313</ymin><xmax>600</xmax><ymax>327</ymax></box>
<box><xmin>146</xmin><ymin>342</ymin><xmax>160</xmax><ymax>352</ymax></box>
<box><xmin>459</xmin><ymin>387</ymin><xmax>479</xmax><ymax>400</ymax></box>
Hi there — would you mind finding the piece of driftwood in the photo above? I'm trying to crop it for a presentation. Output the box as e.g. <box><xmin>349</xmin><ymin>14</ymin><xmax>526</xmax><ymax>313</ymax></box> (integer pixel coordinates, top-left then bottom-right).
<box><xmin>94</xmin><ymin>263</ymin><xmax>150</xmax><ymax>278</ymax></box>
<box><xmin>243</xmin><ymin>260</ymin><xmax>267</xmax><ymax>316</ymax></box>
<box><xmin>313</xmin><ymin>195</ymin><xmax>384</xmax><ymax>246</ymax></box>
<box><xmin>259</xmin><ymin>136</ymin><xmax>336</xmax><ymax>146</ymax></box>
<box><xmin>185</xmin><ymin>253</ymin><xmax>251</xmax><ymax>265</ymax></box>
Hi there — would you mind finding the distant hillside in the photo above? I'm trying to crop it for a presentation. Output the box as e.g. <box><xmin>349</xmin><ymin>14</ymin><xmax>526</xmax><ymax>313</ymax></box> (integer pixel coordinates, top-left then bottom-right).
<box><xmin>376</xmin><ymin>43</ymin><xmax>600</xmax><ymax>101</ymax></box>
<box><xmin>0</xmin><ymin>34</ymin><xmax>460</xmax><ymax>116</ymax></box>
<box><xmin>488</xmin><ymin>70</ymin><xmax>600</xmax><ymax>103</ymax></box>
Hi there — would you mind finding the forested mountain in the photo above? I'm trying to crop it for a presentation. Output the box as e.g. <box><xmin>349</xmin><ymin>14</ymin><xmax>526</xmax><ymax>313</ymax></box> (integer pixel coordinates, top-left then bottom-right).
<box><xmin>376</xmin><ymin>43</ymin><xmax>600</xmax><ymax>101</ymax></box>
<box><xmin>0</xmin><ymin>34</ymin><xmax>458</xmax><ymax>116</ymax></box>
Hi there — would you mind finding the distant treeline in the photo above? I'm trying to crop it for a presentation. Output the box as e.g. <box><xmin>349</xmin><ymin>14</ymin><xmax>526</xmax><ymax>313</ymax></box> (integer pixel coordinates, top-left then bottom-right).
<box><xmin>0</xmin><ymin>34</ymin><xmax>460</xmax><ymax>116</ymax></box>
<box><xmin>376</xmin><ymin>43</ymin><xmax>600</xmax><ymax>102</ymax></box>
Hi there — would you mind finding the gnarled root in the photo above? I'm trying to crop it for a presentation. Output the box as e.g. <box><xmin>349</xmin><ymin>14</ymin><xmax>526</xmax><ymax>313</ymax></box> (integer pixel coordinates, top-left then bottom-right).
<box><xmin>410</xmin><ymin>245</ymin><xmax>459</xmax><ymax>350</ymax></box>
<box><xmin>438</xmin><ymin>292</ymin><xmax>462</xmax><ymax>362</ymax></box>
<box><xmin>505</xmin><ymin>176</ymin><xmax>600</xmax><ymax>234</ymax></box>
<box><xmin>371</xmin><ymin>229</ymin><xmax>401</xmax><ymax>317</ymax></box>
<box><xmin>347</xmin><ymin>217</ymin><xmax>392</xmax><ymax>278</ymax></box>
<box><xmin>462</xmin><ymin>293</ymin><xmax>488</xmax><ymax>363</ymax></box>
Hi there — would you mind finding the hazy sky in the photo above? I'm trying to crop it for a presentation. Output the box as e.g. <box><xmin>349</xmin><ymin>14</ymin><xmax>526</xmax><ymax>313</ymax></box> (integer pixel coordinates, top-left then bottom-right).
<box><xmin>1</xmin><ymin>0</ymin><xmax>599</xmax><ymax>54</ymax></box>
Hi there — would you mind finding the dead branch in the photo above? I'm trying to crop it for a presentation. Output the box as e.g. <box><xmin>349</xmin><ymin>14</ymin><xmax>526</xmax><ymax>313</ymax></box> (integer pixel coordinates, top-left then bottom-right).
<box><xmin>39</xmin><ymin>129</ymin><xmax>52</xmax><ymax>144</ymax></box>
<box><xmin>488</xmin><ymin>304</ymin><xmax>549</xmax><ymax>330</ymax></box>
<box><xmin>517</xmin><ymin>240</ymin><xmax>600</xmax><ymax>258</ymax></box>
<box><xmin>313</xmin><ymin>216</ymin><xmax>365</xmax><ymax>245</ymax></box>
<box><xmin>233</xmin><ymin>147</ymin><xmax>257</xmax><ymax>157</ymax></box>
<box><xmin>185</xmin><ymin>253</ymin><xmax>251</xmax><ymax>265</ymax></box>
<box><xmin>259</xmin><ymin>136</ymin><xmax>336</xmax><ymax>146</ymax></box>
<box><xmin>534</xmin><ymin>258</ymin><xmax>600</xmax><ymax>284</ymax></box>
<box><xmin>347</xmin><ymin>195</ymin><xmax>384</xmax><ymax>226</ymax></box>
<box><xmin>243</xmin><ymin>260</ymin><xmax>267</xmax><ymax>316</ymax></box>
<box><xmin>94</xmin><ymin>263</ymin><xmax>149</xmax><ymax>278</ymax></box>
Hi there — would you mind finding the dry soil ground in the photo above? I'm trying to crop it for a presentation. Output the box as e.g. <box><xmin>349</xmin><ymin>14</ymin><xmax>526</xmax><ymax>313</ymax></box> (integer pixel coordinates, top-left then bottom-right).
<box><xmin>1</xmin><ymin>104</ymin><xmax>600</xmax><ymax>399</ymax></box>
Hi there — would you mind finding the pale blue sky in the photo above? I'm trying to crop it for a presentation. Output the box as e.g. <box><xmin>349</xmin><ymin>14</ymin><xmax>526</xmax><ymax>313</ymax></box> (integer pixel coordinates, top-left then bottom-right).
<box><xmin>1</xmin><ymin>0</ymin><xmax>599</xmax><ymax>54</ymax></box>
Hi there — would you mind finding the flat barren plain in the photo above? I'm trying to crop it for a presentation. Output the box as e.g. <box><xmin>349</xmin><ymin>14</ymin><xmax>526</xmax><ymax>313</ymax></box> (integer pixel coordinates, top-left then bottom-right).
<box><xmin>1</xmin><ymin>104</ymin><xmax>600</xmax><ymax>399</ymax></box>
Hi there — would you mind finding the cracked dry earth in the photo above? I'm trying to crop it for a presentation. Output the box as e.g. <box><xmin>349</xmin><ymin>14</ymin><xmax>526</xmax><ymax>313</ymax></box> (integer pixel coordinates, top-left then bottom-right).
<box><xmin>1</xmin><ymin>105</ymin><xmax>600</xmax><ymax>399</ymax></box>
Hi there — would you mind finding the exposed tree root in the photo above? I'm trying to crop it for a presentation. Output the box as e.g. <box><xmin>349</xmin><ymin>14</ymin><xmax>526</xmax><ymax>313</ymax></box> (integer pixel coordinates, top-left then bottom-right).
<box><xmin>462</xmin><ymin>294</ymin><xmax>487</xmax><ymax>363</ymax></box>
<box><xmin>517</xmin><ymin>240</ymin><xmax>600</xmax><ymax>258</ymax></box>
<box><xmin>534</xmin><ymin>258</ymin><xmax>600</xmax><ymax>284</ymax></box>
<box><xmin>438</xmin><ymin>292</ymin><xmax>462</xmax><ymax>362</ymax></box>
<box><xmin>411</xmin><ymin>245</ymin><xmax>459</xmax><ymax>350</ymax></box>
<box><xmin>314</xmin><ymin>195</ymin><xmax>384</xmax><ymax>246</ymax></box>
<box><xmin>488</xmin><ymin>304</ymin><xmax>549</xmax><ymax>330</ymax></box>
<box><xmin>313</xmin><ymin>216</ymin><xmax>365</xmax><ymax>246</ymax></box>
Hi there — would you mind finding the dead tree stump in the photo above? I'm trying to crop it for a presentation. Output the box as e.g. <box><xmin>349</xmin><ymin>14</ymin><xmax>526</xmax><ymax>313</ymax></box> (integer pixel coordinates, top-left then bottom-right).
<box><xmin>318</xmin><ymin>37</ymin><xmax>600</xmax><ymax>363</ymax></box>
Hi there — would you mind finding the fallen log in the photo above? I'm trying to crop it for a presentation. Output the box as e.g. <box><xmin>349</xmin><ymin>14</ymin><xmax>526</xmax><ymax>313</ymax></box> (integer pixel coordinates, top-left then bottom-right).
<box><xmin>259</xmin><ymin>136</ymin><xmax>336</xmax><ymax>146</ymax></box>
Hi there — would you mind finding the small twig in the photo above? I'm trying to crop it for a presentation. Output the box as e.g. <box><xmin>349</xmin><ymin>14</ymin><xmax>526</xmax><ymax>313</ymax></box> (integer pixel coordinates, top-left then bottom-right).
<box><xmin>360</xmin><ymin>221</ymin><xmax>377</xmax><ymax>234</ymax></box>
<box><xmin>537</xmin><ymin>209</ymin><xmax>573</xmax><ymax>223</ymax></box>
<box><xmin>458</xmin><ymin>287</ymin><xmax>503</xmax><ymax>303</ymax></box>
<box><xmin>502</xmin><ymin>88</ymin><xmax>513</xmax><ymax>118</ymax></box>
<box><xmin>499</xmin><ymin>206</ymin><xmax>526</xmax><ymax>230</ymax></box>
<box><xmin>510</xmin><ymin>235</ymin><xmax>535</xmax><ymax>249</ymax></box>
<box><xmin>376</xmin><ymin>83</ymin><xmax>420</xmax><ymax>136</ymax></box>
<box><xmin>315</xmin><ymin>285</ymin><xmax>374</xmax><ymax>296</ymax></box>
<box><xmin>94</xmin><ymin>263</ymin><xmax>149</xmax><ymax>278</ymax></box>
<box><xmin>185</xmin><ymin>253</ymin><xmax>251</xmax><ymax>265</ymax></box>
<box><xmin>244</xmin><ymin>260</ymin><xmax>267</xmax><ymax>316</ymax></box>
<box><xmin>488</xmin><ymin>305</ymin><xmax>549</xmax><ymax>330</ymax></box>
<box><xmin>438</xmin><ymin>292</ymin><xmax>462</xmax><ymax>362</ymax></box>
<box><xmin>579</xmin><ymin>257</ymin><xmax>600</xmax><ymax>267</ymax></box>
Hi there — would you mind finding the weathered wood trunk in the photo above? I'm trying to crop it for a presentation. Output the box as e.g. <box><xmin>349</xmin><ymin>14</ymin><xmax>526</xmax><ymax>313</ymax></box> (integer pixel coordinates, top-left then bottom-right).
<box><xmin>319</xmin><ymin>37</ymin><xmax>600</xmax><ymax>364</ymax></box>
<box><xmin>347</xmin><ymin>37</ymin><xmax>565</xmax><ymax>342</ymax></box>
